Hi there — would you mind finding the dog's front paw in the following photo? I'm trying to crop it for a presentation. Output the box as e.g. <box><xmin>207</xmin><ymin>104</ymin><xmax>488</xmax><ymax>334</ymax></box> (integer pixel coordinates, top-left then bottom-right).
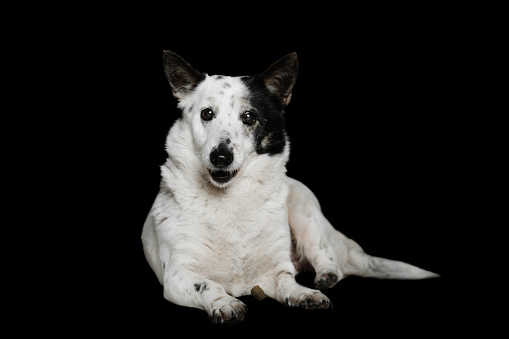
<box><xmin>209</xmin><ymin>297</ymin><xmax>248</xmax><ymax>325</ymax></box>
<box><xmin>286</xmin><ymin>290</ymin><xmax>332</xmax><ymax>310</ymax></box>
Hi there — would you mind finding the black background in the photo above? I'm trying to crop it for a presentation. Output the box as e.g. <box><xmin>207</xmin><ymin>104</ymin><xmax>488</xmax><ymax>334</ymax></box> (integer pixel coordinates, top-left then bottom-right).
<box><xmin>83</xmin><ymin>14</ymin><xmax>468</xmax><ymax>336</ymax></box>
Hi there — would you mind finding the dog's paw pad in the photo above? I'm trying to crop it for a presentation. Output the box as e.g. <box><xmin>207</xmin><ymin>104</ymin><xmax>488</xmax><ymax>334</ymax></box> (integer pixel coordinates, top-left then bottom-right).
<box><xmin>209</xmin><ymin>298</ymin><xmax>248</xmax><ymax>325</ymax></box>
<box><xmin>314</xmin><ymin>271</ymin><xmax>340</xmax><ymax>289</ymax></box>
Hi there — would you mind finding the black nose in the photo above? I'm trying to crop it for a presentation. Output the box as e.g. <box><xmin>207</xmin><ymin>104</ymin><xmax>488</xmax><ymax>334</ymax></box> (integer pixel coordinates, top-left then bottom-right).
<box><xmin>210</xmin><ymin>143</ymin><xmax>234</xmax><ymax>168</ymax></box>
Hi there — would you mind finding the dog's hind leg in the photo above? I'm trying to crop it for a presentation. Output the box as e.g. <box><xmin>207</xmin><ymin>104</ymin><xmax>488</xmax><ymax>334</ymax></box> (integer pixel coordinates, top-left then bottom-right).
<box><xmin>286</xmin><ymin>177</ymin><xmax>439</xmax><ymax>289</ymax></box>
<box><xmin>286</xmin><ymin>177</ymin><xmax>348</xmax><ymax>288</ymax></box>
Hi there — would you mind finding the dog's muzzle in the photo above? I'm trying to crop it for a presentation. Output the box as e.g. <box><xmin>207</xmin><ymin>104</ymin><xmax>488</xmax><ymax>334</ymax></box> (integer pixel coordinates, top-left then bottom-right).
<box><xmin>209</xmin><ymin>143</ymin><xmax>238</xmax><ymax>184</ymax></box>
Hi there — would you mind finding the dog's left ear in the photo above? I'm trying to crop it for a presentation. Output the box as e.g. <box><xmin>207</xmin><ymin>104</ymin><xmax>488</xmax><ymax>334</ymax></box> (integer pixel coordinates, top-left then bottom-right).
<box><xmin>259</xmin><ymin>52</ymin><xmax>298</xmax><ymax>106</ymax></box>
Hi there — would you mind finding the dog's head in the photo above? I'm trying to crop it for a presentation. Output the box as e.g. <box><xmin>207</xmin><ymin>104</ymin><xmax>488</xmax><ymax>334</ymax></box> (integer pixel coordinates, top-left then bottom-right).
<box><xmin>162</xmin><ymin>50</ymin><xmax>298</xmax><ymax>188</ymax></box>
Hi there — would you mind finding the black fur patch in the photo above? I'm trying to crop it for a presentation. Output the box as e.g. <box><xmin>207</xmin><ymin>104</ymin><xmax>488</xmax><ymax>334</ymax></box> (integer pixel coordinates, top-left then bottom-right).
<box><xmin>194</xmin><ymin>282</ymin><xmax>208</xmax><ymax>293</ymax></box>
<box><xmin>241</xmin><ymin>76</ymin><xmax>287</xmax><ymax>155</ymax></box>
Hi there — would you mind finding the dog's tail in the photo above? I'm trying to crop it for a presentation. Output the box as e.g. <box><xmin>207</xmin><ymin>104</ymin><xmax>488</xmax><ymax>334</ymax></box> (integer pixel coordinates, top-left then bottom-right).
<box><xmin>351</xmin><ymin>250</ymin><xmax>440</xmax><ymax>280</ymax></box>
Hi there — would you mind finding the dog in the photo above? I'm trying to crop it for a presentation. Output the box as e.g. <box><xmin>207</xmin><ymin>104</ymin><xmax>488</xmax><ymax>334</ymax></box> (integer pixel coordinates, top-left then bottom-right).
<box><xmin>141</xmin><ymin>50</ymin><xmax>439</xmax><ymax>324</ymax></box>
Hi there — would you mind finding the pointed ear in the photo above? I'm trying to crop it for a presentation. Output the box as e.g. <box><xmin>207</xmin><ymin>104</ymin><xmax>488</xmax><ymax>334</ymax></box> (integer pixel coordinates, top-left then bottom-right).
<box><xmin>162</xmin><ymin>50</ymin><xmax>205</xmax><ymax>100</ymax></box>
<box><xmin>259</xmin><ymin>52</ymin><xmax>298</xmax><ymax>106</ymax></box>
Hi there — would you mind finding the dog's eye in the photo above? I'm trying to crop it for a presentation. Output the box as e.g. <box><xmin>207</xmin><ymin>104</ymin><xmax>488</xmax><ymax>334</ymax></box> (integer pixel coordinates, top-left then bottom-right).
<box><xmin>242</xmin><ymin>111</ymin><xmax>257</xmax><ymax>125</ymax></box>
<box><xmin>201</xmin><ymin>108</ymin><xmax>214</xmax><ymax>121</ymax></box>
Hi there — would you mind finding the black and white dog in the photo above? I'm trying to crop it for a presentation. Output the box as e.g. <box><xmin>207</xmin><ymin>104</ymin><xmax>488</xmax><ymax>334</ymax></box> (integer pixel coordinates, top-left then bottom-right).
<box><xmin>141</xmin><ymin>51</ymin><xmax>438</xmax><ymax>324</ymax></box>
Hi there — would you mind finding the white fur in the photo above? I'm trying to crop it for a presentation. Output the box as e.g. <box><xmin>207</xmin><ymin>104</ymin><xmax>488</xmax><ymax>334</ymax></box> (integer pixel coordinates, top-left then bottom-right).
<box><xmin>142</xmin><ymin>58</ymin><xmax>438</xmax><ymax>324</ymax></box>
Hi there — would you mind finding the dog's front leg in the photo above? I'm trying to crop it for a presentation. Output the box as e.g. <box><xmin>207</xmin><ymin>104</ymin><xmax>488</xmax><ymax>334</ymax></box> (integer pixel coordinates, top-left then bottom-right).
<box><xmin>256</xmin><ymin>266</ymin><xmax>332</xmax><ymax>309</ymax></box>
<box><xmin>163</xmin><ymin>270</ymin><xmax>247</xmax><ymax>324</ymax></box>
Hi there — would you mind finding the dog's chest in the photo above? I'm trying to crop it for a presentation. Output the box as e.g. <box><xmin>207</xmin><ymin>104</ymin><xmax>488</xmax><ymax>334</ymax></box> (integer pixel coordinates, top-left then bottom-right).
<box><xmin>167</xmin><ymin>184</ymin><xmax>291</xmax><ymax>294</ymax></box>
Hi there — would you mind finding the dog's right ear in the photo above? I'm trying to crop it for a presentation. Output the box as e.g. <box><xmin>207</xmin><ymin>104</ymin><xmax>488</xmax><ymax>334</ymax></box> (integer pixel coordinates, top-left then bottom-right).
<box><xmin>163</xmin><ymin>50</ymin><xmax>205</xmax><ymax>100</ymax></box>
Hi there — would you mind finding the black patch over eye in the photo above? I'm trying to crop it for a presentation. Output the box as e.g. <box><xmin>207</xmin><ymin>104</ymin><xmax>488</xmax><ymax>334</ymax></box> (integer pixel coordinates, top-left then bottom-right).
<box><xmin>242</xmin><ymin>111</ymin><xmax>257</xmax><ymax>125</ymax></box>
<box><xmin>201</xmin><ymin>108</ymin><xmax>214</xmax><ymax>121</ymax></box>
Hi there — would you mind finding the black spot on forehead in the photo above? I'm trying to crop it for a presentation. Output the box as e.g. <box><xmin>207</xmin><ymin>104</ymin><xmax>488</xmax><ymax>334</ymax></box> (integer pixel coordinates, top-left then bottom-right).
<box><xmin>222</xmin><ymin>82</ymin><xmax>232</xmax><ymax>88</ymax></box>
<box><xmin>215</xmin><ymin>75</ymin><xmax>223</xmax><ymax>80</ymax></box>
<box><xmin>241</xmin><ymin>76</ymin><xmax>287</xmax><ymax>155</ymax></box>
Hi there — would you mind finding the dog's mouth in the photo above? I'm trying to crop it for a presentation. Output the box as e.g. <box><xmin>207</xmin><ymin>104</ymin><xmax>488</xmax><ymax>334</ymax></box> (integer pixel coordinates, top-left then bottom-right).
<box><xmin>208</xmin><ymin>168</ymin><xmax>239</xmax><ymax>185</ymax></box>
